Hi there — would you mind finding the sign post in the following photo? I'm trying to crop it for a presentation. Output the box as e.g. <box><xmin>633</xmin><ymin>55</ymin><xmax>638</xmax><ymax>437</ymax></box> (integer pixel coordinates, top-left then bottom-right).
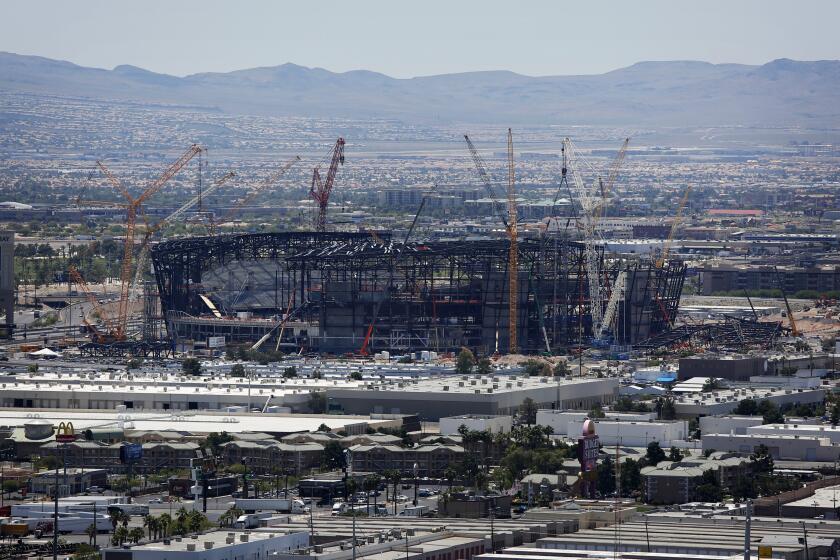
<box><xmin>576</xmin><ymin>418</ymin><xmax>600</xmax><ymax>499</ymax></box>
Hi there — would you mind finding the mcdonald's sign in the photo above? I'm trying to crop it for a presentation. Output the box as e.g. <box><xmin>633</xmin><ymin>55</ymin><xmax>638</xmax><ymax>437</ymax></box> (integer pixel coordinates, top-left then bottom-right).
<box><xmin>55</xmin><ymin>422</ymin><xmax>77</xmax><ymax>443</ymax></box>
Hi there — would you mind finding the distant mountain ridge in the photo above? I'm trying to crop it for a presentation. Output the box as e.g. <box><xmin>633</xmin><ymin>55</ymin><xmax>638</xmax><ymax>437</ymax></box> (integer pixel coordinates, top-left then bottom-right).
<box><xmin>1</xmin><ymin>52</ymin><xmax>839</xmax><ymax>126</ymax></box>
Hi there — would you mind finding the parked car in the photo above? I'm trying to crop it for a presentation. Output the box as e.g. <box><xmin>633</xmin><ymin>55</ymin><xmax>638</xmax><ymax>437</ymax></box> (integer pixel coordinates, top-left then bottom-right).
<box><xmin>86</xmin><ymin>486</ymin><xmax>105</xmax><ymax>494</ymax></box>
<box><xmin>395</xmin><ymin>494</ymin><xmax>409</xmax><ymax>502</ymax></box>
<box><xmin>148</xmin><ymin>498</ymin><xmax>164</xmax><ymax>504</ymax></box>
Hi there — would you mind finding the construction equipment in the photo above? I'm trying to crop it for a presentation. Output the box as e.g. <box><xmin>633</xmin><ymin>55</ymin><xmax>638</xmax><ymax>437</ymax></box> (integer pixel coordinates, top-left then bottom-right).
<box><xmin>218</xmin><ymin>156</ymin><xmax>300</xmax><ymax>232</ymax></box>
<box><xmin>563</xmin><ymin>138</ymin><xmax>605</xmax><ymax>338</ymax></box>
<box><xmin>68</xmin><ymin>265</ymin><xmax>118</xmax><ymax>343</ymax></box>
<box><xmin>656</xmin><ymin>185</ymin><xmax>691</xmax><ymax>268</ymax></box>
<box><xmin>773</xmin><ymin>266</ymin><xmax>799</xmax><ymax>336</ymax></box>
<box><xmin>596</xmin><ymin>270</ymin><xmax>627</xmax><ymax>341</ymax></box>
<box><xmin>506</xmin><ymin>128</ymin><xmax>518</xmax><ymax>354</ymax></box>
<box><xmin>310</xmin><ymin>139</ymin><xmax>345</xmax><ymax>231</ymax></box>
<box><xmin>464</xmin><ymin>131</ymin><xmax>520</xmax><ymax>353</ymax></box>
<box><xmin>596</xmin><ymin>138</ymin><xmax>630</xmax><ymax>220</ymax></box>
<box><xmin>132</xmin><ymin>171</ymin><xmax>235</xmax><ymax>293</ymax></box>
<box><xmin>96</xmin><ymin>144</ymin><xmax>203</xmax><ymax>340</ymax></box>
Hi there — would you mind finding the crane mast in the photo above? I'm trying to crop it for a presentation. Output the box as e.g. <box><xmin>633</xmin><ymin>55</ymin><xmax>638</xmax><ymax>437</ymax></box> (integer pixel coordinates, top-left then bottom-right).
<box><xmin>657</xmin><ymin>185</ymin><xmax>691</xmax><ymax>268</ymax></box>
<box><xmin>506</xmin><ymin>129</ymin><xmax>518</xmax><ymax>354</ymax></box>
<box><xmin>310</xmin><ymin>138</ymin><xmax>345</xmax><ymax>231</ymax></box>
<box><xmin>97</xmin><ymin>144</ymin><xmax>202</xmax><ymax>340</ymax></box>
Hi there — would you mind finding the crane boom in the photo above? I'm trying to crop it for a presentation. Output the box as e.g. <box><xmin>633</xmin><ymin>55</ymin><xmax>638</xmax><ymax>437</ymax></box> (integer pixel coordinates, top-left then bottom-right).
<box><xmin>132</xmin><ymin>171</ymin><xmax>235</xmax><ymax>292</ymax></box>
<box><xmin>657</xmin><ymin>185</ymin><xmax>691</xmax><ymax>268</ymax></box>
<box><xmin>68</xmin><ymin>265</ymin><xmax>115</xmax><ymax>343</ymax></box>
<box><xmin>774</xmin><ymin>266</ymin><xmax>799</xmax><ymax>336</ymax></box>
<box><xmin>310</xmin><ymin>139</ymin><xmax>345</xmax><ymax>231</ymax></box>
<box><xmin>221</xmin><ymin>156</ymin><xmax>300</xmax><ymax>226</ymax></box>
<box><xmin>596</xmin><ymin>138</ymin><xmax>630</xmax><ymax>221</ymax></box>
<box><xmin>463</xmin><ymin>135</ymin><xmax>508</xmax><ymax>227</ymax></box>
<box><xmin>507</xmin><ymin>128</ymin><xmax>518</xmax><ymax>354</ymax></box>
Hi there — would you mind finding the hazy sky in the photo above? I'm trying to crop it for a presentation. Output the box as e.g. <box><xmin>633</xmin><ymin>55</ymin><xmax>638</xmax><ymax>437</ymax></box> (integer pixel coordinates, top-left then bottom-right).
<box><xmin>2</xmin><ymin>0</ymin><xmax>839</xmax><ymax>77</ymax></box>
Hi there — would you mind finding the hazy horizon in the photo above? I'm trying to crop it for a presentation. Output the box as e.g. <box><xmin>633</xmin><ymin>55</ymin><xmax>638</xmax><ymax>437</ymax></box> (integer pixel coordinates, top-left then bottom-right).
<box><xmin>2</xmin><ymin>0</ymin><xmax>839</xmax><ymax>78</ymax></box>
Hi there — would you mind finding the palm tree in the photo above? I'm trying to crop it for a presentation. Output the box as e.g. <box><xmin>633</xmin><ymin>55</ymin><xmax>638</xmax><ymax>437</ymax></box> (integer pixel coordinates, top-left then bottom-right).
<box><xmin>187</xmin><ymin>511</ymin><xmax>206</xmax><ymax>533</ymax></box>
<box><xmin>129</xmin><ymin>527</ymin><xmax>145</xmax><ymax>544</ymax></box>
<box><xmin>157</xmin><ymin>513</ymin><xmax>173</xmax><ymax>538</ymax></box>
<box><xmin>443</xmin><ymin>467</ymin><xmax>457</xmax><ymax>492</ymax></box>
<box><xmin>112</xmin><ymin>526</ymin><xmax>129</xmax><ymax>546</ymax></box>
<box><xmin>85</xmin><ymin>523</ymin><xmax>97</xmax><ymax>546</ymax></box>
<box><xmin>219</xmin><ymin>506</ymin><xmax>242</xmax><ymax>528</ymax></box>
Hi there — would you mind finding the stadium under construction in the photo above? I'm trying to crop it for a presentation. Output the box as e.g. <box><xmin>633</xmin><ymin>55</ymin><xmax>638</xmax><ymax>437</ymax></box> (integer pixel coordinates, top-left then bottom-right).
<box><xmin>151</xmin><ymin>231</ymin><xmax>686</xmax><ymax>355</ymax></box>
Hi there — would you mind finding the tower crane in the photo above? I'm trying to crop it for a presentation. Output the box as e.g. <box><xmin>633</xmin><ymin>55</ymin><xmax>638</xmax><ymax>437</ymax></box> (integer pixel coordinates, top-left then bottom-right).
<box><xmin>68</xmin><ymin>265</ymin><xmax>117</xmax><ymax>344</ymax></box>
<box><xmin>656</xmin><ymin>185</ymin><xmax>691</xmax><ymax>268</ymax></box>
<box><xmin>506</xmin><ymin>129</ymin><xmax>519</xmax><ymax>354</ymax></box>
<box><xmin>774</xmin><ymin>266</ymin><xmax>799</xmax><ymax>337</ymax></box>
<box><xmin>217</xmin><ymin>156</ymin><xmax>300</xmax><ymax>232</ymax></box>
<box><xmin>310</xmin><ymin>139</ymin><xmax>345</xmax><ymax>232</ymax></box>
<box><xmin>464</xmin><ymin>132</ymin><xmax>519</xmax><ymax>353</ymax></box>
<box><xmin>596</xmin><ymin>138</ymin><xmax>630</xmax><ymax>221</ymax></box>
<box><xmin>96</xmin><ymin>144</ymin><xmax>203</xmax><ymax>340</ymax></box>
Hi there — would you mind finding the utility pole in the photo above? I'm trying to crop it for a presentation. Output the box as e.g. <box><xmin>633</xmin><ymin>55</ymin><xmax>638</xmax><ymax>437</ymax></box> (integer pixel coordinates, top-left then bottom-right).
<box><xmin>801</xmin><ymin>522</ymin><xmax>809</xmax><ymax>560</ymax></box>
<box><xmin>744</xmin><ymin>499</ymin><xmax>752</xmax><ymax>560</ymax></box>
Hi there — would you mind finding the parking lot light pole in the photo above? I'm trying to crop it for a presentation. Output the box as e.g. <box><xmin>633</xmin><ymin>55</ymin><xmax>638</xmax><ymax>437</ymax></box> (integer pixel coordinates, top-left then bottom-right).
<box><xmin>412</xmin><ymin>463</ymin><xmax>419</xmax><ymax>507</ymax></box>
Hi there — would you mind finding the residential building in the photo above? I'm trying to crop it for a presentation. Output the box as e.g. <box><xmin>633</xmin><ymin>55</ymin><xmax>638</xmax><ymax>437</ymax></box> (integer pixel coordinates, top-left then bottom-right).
<box><xmin>348</xmin><ymin>443</ymin><xmax>465</xmax><ymax>477</ymax></box>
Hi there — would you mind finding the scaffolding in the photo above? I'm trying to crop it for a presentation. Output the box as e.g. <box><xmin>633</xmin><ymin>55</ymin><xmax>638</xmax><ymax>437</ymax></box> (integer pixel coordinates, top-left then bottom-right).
<box><xmin>151</xmin><ymin>232</ymin><xmax>686</xmax><ymax>354</ymax></box>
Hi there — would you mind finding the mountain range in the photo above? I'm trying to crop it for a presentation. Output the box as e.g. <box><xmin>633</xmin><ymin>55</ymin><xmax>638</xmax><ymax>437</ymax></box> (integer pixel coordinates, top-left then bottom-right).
<box><xmin>2</xmin><ymin>52</ymin><xmax>839</xmax><ymax>127</ymax></box>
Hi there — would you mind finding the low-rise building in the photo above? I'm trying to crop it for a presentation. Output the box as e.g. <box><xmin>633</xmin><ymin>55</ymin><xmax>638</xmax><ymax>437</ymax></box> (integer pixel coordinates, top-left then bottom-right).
<box><xmin>699</xmin><ymin>415</ymin><xmax>764</xmax><ymax>436</ymax></box>
<box><xmin>220</xmin><ymin>440</ymin><xmax>324</xmax><ymax>475</ymax></box>
<box><xmin>701</xmin><ymin>432</ymin><xmax>840</xmax><ymax>461</ymax></box>
<box><xmin>29</xmin><ymin>468</ymin><xmax>108</xmax><ymax>496</ymax></box>
<box><xmin>439</xmin><ymin>415</ymin><xmax>512</xmax><ymax>435</ymax></box>
<box><xmin>101</xmin><ymin>530</ymin><xmax>309</xmax><ymax>560</ymax></box>
<box><xmin>348</xmin><ymin>443</ymin><xmax>465</xmax><ymax>477</ymax></box>
<box><xmin>641</xmin><ymin>453</ymin><xmax>753</xmax><ymax>504</ymax></box>
<box><xmin>39</xmin><ymin>441</ymin><xmax>203</xmax><ymax>472</ymax></box>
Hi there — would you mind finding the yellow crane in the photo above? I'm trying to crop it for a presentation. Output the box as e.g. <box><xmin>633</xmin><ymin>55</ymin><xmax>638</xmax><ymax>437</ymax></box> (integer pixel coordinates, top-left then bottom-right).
<box><xmin>657</xmin><ymin>185</ymin><xmax>691</xmax><ymax>269</ymax></box>
<box><xmin>506</xmin><ymin>128</ymin><xmax>518</xmax><ymax>354</ymax></box>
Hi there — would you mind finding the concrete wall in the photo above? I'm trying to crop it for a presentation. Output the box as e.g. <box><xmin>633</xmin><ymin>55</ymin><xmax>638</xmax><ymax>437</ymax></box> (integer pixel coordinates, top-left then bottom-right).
<box><xmin>702</xmin><ymin>433</ymin><xmax>840</xmax><ymax>461</ymax></box>
<box><xmin>567</xmin><ymin>419</ymin><xmax>688</xmax><ymax>447</ymax></box>
<box><xmin>536</xmin><ymin>410</ymin><xmax>656</xmax><ymax>436</ymax></box>
<box><xmin>699</xmin><ymin>415</ymin><xmax>764</xmax><ymax>436</ymax></box>
<box><xmin>439</xmin><ymin>415</ymin><xmax>512</xmax><ymax>435</ymax></box>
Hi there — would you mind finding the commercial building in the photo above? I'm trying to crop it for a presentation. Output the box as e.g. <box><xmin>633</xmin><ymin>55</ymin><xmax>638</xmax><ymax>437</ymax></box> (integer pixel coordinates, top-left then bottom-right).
<box><xmin>535</xmin><ymin>410</ymin><xmax>686</xmax><ymax>447</ymax></box>
<box><xmin>101</xmin><ymin>530</ymin><xmax>309</xmax><ymax>560</ymax></box>
<box><xmin>0</xmin><ymin>232</ymin><xmax>13</xmax><ymax>337</ymax></box>
<box><xmin>672</xmin><ymin>386</ymin><xmax>825</xmax><ymax>418</ymax></box>
<box><xmin>327</xmin><ymin>376</ymin><xmax>618</xmax><ymax>420</ymax></box>
<box><xmin>701</xmin><ymin>432</ymin><xmax>840</xmax><ymax>461</ymax></box>
<box><xmin>29</xmin><ymin>468</ymin><xmax>108</xmax><ymax>495</ymax></box>
<box><xmin>348</xmin><ymin>443</ymin><xmax>465</xmax><ymax>477</ymax></box>
<box><xmin>220</xmin><ymin>440</ymin><xmax>324</xmax><ymax>475</ymax></box>
<box><xmin>698</xmin><ymin>415</ymin><xmax>764</xmax><ymax>436</ymax></box>
<box><xmin>641</xmin><ymin>453</ymin><xmax>752</xmax><ymax>504</ymax></box>
<box><xmin>39</xmin><ymin>440</ymin><xmax>202</xmax><ymax>472</ymax></box>
<box><xmin>531</xmin><ymin>517</ymin><xmax>840</xmax><ymax>560</ymax></box>
<box><xmin>745</xmin><ymin>422</ymin><xmax>840</xmax><ymax>444</ymax></box>
<box><xmin>437</xmin><ymin>493</ymin><xmax>512</xmax><ymax>518</ymax></box>
<box><xmin>439</xmin><ymin>415</ymin><xmax>512</xmax><ymax>435</ymax></box>
<box><xmin>700</xmin><ymin>263</ymin><xmax>840</xmax><ymax>296</ymax></box>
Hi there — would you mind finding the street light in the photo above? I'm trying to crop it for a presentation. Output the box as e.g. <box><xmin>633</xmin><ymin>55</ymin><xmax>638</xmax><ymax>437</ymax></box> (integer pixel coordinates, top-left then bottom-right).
<box><xmin>412</xmin><ymin>463</ymin><xmax>419</xmax><ymax>507</ymax></box>
<box><xmin>344</xmin><ymin>449</ymin><xmax>355</xmax><ymax>560</ymax></box>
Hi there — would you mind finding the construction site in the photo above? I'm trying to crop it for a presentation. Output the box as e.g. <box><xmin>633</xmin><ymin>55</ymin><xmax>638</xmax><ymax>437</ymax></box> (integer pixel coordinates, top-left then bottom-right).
<box><xmin>68</xmin><ymin>134</ymin><xmax>690</xmax><ymax>357</ymax></box>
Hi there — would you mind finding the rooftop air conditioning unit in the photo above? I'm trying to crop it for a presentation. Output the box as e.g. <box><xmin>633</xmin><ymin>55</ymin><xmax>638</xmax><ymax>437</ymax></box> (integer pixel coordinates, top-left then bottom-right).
<box><xmin>204</xmin><ymin>542</ymin><xmax>214</xmax><ymax>550</ymax></box>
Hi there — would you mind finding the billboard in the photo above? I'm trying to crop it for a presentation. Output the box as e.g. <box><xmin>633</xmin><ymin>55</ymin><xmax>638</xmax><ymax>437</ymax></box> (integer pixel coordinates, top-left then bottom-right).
<box><xmin>576</xmin><ymin>418</ymin><xmax>600</xmax><ymax>472</ymax></box>
<box><xmin>120</xmin><ymin>443</ymin><xmax>143</xmax><ymax>464</ymax></box>
<box><xmin>208</xmin><ymin>336</ymin><xmax>226</xmax><ymax>348</ymax></box>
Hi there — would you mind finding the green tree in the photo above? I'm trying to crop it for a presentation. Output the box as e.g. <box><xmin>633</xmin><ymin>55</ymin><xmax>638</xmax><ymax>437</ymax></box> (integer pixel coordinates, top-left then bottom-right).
<box><xmin>553</xmin><ymin>361</ymin><xmax>570</xmax><ymax>377</ymax></box>
<box><xmin>181</xmin><ymin>358</ymin><xmax>202</xmax><ymax>376</ymax></box>
<box><xmin>519</xmin><ymin>397</ymin><xmax>538</xmax><ymax>425</ymax></box>
<box><xmin>646</xmin><ymin>442</ymin><xmax>666</xmax><ymax>466</ymax></box>
<box><xmin>589</xmin><ymin>404</ymin><xmax>606</xmax><ymax>418</ymax></box>
<box><xmin>282</xmin><ymin>366</ymin><xmax>297</xmax><ymax>378</ymax></box>
<box><xmin>112</xmin><ymin>526</ymin><xmax>129</xmax><ymax>546</ymax></box>
<box><xmin>218</xmin><ymin>506</ymin><xmax>243</xmax><ymax>528</ymax></box>
<box><xmin>476</xmin><ymin>357</ymin><xmax>492</xmax><ymax>375</ymax></box>
<box><xmin>308</xmin><ymin>392</ymin><xmax>327</xmax><ymax>413</ymax></box>
<box><xmin>597</xmin><ymin>455</ymin><xmax>616</xmax><ymax>496</ymax></box>
<box><xmin>349</xmin><ymin>371</ymin><xmax>363</xmax><ymax>381</ymax></box>
<box><xmin>316</xmin><ymin>423</ymin><xmax>331</xmax><ymax>432</ymax></box>
<box><xmin>668</xmin><ymin>447</ymin><xmax>684</xmax><ymax>463</ymax></box>
<box><xmin>204</xmin><ymin>432</ymin><xmax>233</xmax><ymax>455</ymax></box>
<box><xmin>129</xmin><ymin>527</ymin><xmax>145</xmax><ymax>544</ymax></box>
<box><xmin>831</xmin><ymin>404</ymin><xmax>840</xmax><ymax>427</ymax></box>
<box><xmin>701</xmin><ymin>378</ymin><xmax>722</xmax><ymax>392</ymax></box>
<box><xmin>229</xmin><ymin>364</ymin><xmax>246</xmax><ymax>377</ymax></box>
<box><xmin>157</xmin><ymin>513</ymin><xmax>173</xmax><ymax>538</ymax></box>
<box><xmin>2</xmin><ymin>479</ymin><xmax>20</xmax><ymax>498</ymax></box>
<box><xmin>694</xmin><ymin>469</ymin><xmax>722</xmax><ymax>502</ymax></box>
<box><xmin>455</xmin><ymin>348</ymin><xmax>476</xmax><ymax>375</ymax></box>
<box><xmin>619</xmin><ymin>458</ymin><xmax>641</xmax><ymax>496</ymax></box>
<box><xmin>322</xmin><ymin>440</ymin><xmax>345</xmax><ymax>470</ymax></box>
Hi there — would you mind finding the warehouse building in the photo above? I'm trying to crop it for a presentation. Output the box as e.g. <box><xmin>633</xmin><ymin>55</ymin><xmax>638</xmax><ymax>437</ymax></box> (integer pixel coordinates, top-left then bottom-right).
<box><xmin>673</xmin><ymin>386</ymin><xmax>825</xmax><ymax>417</ymax></box>
<box><xmin>536</xmin><ymin>410</ymin><xmax>686</xmax><ymax>447</ymax></box>
<box><xmin>327</xmin><ymin>376</ymin><xmax>618</xmax><ymax>420</ymax></box>
<box><xmin>101</xmin><ymin>530</ymin><xmax>309</xmax><ymax>560</ymax></box>
<box><xmin>702</xmin><ymin>432</ymin><xmax>840</xmax><ymax>461</ymax></box>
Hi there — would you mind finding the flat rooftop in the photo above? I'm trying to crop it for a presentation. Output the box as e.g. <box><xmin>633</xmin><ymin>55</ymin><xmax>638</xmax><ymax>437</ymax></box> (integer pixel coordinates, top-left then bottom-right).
<box><xmin>0</xmin><ymin>409</ymin><xmax>397</xmax><ymax>434</ymax></box>
<box><xmin>124</xmin><ymin>530</ymin><xmax>301</xmax><ymax>552</ymax></box>
<box><xmin>345</xmin><ymin>374</ymin><xmax>613</xmax><ymax>395</ymax></box>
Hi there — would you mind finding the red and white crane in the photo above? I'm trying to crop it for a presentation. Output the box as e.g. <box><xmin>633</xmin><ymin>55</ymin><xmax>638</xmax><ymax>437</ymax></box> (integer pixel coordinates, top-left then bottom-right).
<box><xmin>310</xmin><ymin>138</ymin><xmax>346</xmax><ymax>231</ymax></box>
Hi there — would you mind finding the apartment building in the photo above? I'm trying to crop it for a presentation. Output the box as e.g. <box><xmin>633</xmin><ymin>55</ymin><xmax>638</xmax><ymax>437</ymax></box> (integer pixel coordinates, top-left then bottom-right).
<box><xmin>348</xmin><ymin>443</ymin><xmax>465</xmax><ymax>477</ymax></box>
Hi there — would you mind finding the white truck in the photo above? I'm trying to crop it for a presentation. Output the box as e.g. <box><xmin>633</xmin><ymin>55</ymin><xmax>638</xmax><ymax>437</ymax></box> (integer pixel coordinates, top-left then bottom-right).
<box><xmin>233</xmin><ymin>512</ymin><xmax>273</xmax><ymax>529</ymax></box>
<box><xmin>234</xmin><ymin>498</ymin><xmax>308</xmax><ymax>514</ymax></box>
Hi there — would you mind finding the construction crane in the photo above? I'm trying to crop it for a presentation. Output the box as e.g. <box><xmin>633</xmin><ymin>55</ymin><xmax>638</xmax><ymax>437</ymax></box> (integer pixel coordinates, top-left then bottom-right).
<box><xmin>563</xmin><ymin>138</ymin><xmax>605</xmax><ymax>338</ymax></box>
<box><xmin>132</xmin><ymin>171</ymin><xmax>236</xmax><ymax>293</ymax></box>
<box><xmin>596</xmin><ymin>270</ymin><xmax>627</xmax><ymax>341</ymax></box>
<box><xmin>96</xmin><ymin>144</ymin><xmax>203</xmax><ymax>339</ymax></box>
<box><xmin>506</xmin><ymin>129</ymin><xmax>519</xmax><ymax>354</ymax></box>
<box><xmin>310</xmin><ymin>139</ymin><xmax>345</xmax><ymax>232</ymax></box>
<box><xmin>774</xmin><ymin>266</ymin><xmax>800</xmax><ymax>337</ymax></box>
<box><xmin>68</xmin><ymin>265</ymin><xmax>118</xmax><ymax>343</ymax></box>
<box><xmin>596</xmin><ymin>138</ymin><xmax>630</xmax><ymax>220</ymax></box>
<box><xmin>218</xmin><ymin>156</ymin><xmax>300</xmax><ymax>232</ymax></box>
<box><xmin>463</xmin><ymin>132</ymin><xmax>519</xmax><ymax>353</ymax></box>
<box><xmin>656</xmin><ymin>185</ymin><xmax>691</xmax><ymax>268</ymax></box>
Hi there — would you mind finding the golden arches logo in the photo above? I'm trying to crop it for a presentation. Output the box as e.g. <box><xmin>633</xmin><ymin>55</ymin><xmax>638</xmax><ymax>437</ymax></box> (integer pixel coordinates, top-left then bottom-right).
<box><xmin>56</xmin><ymin>422</ymin><xmax>76</xmax><ymax>442</ymax></box>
